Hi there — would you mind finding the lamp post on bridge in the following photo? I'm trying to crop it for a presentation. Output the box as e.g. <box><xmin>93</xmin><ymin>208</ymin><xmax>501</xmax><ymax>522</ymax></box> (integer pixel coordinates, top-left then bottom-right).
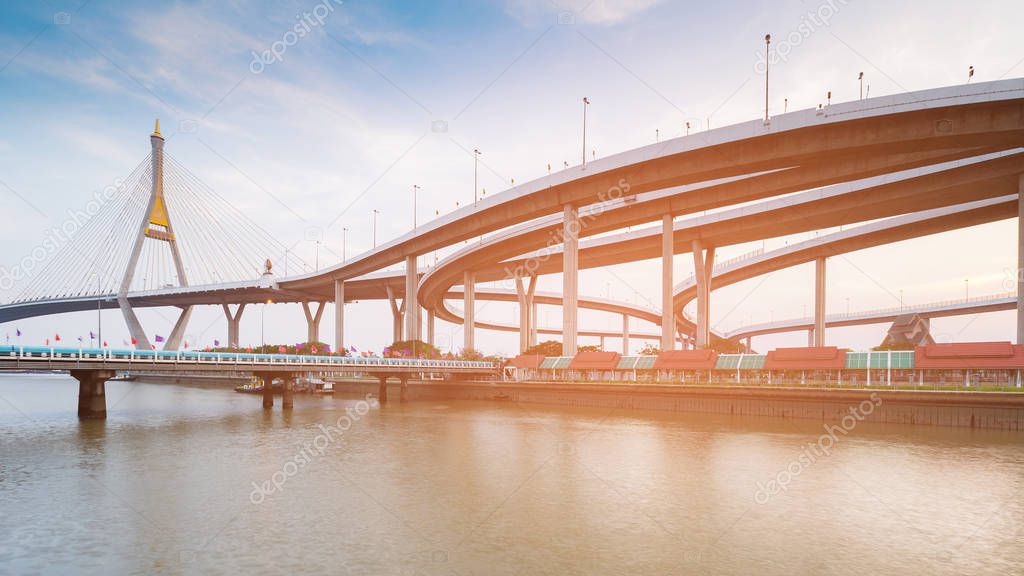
<box><xmin>764</xmin><ymin>33</ymin><xmax>771</xmax><ymax>124</ymax></box>
<box><xmin>261</xmin><ymin>298</ymin><xmax>272</xmax><ymax>350</ymax></box>
<box><xmin>473</xmin><ymin>149</ymin><xmax>481</xmax><ymax>206</ymax></box>
<box><xmin>413</xmin><ymin>185</ymin><xmax>420</xmax><ymax>230</ymax></box>
<box><xmin>372</xmin><ymin>209</ymin><xmax>380</xmax><ymax>248</ymax></box>
<box><xmin>342</xmin><ymin>227</ymin><xmax>348</xmax><ymax>262</ymax></box>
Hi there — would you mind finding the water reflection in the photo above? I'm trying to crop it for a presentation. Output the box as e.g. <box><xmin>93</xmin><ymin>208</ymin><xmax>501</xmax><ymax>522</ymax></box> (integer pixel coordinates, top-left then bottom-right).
<box><xmin>0</xmin><ymin>374</ymin><xmax>1021</xmax><ymax>575</ymax></box>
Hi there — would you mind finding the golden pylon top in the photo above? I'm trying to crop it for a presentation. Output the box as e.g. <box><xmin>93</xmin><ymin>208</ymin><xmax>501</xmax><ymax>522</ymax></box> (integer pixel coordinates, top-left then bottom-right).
<box><xmin>152</xmin><ymin>118</ymin><xmax>162</xmax><ymax>138</ymax></box>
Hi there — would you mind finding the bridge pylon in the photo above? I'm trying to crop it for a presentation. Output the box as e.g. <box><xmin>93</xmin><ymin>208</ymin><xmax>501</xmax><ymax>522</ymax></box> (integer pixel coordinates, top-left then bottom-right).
<box><xmin>117</xmin><ymin>121</ymin><xmax>193</xmax><ymax>350</ymax></box>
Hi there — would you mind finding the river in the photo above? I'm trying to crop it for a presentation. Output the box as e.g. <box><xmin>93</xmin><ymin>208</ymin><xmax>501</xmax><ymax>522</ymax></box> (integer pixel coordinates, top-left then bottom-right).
<box><xmin>1</xmin><ymin>374</ymin><xmax>1022</xmax><ymax>575</ymax></box>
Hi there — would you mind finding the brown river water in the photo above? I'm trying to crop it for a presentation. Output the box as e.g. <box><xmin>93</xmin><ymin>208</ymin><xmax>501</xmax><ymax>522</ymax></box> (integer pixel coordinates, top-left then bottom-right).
<box><xmin>1</xmin><ymin>374</ymin><xmax>1022</xmax><ymax>575</ymax></box>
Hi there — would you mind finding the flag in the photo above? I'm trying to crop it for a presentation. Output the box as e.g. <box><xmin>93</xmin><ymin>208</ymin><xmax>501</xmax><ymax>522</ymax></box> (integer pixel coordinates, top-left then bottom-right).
<box><xmin>150</xmin><ymin>344</ymin><xmax>156</xmax><ymax>350</ymax></box>
<box><xmin>154</xmin><ymin>334</ymin><xmax>165</xmax><ymax>343</ymax></box>
<box><xmin>89</xmin><ymin>331</ymin><xmax>95</xmax><ymax>340</ymax></box>
<box><xmin>55</xmin><ymin>334</ymin><xmax>61</xmax><ymax>342</ymax></box>
<box><xmin>184</xmin><ymin>341</ymin><xmax>189</xmax><ymax>349</ymax></box>
<box><xmin>78</xmin><ymin>336</ymin><xmax>83</xmax><ymax>342</ymax></box>
<box><xmin>131</xmin><ymin>337</ymin><xmax>137</xmax><ymax>345</ymax></box>
<box><xmin>103</xmin><ymin>341</ymin><xmax>108</xmax><ymax>347</ymax></box>
<box><xmin>278</xmin><ymin>346</ymin><xmax>286</xmax><ymax>353</ymax></box>
<box><xmin>311</xmin><ymin>345</ymin><xmax>318</xmax><ymax>354</ymax></box>
<box><xmin>213</xmin><ymin>339</ymin><xmax>220</xmax><ymax>347</ymax></box>
<box><xmin>350</xmin><ymin>346</ymin><xmax>357</xmax><ymax>352</ymax></box>
<box><xmin>16</xmin><ymin>329</ymin><xmax>21</xmax><ymax>337</ymax></box>
<box><xmin>45</xmin><ymin>338</ymin><xmax>49</xmax><ymax>346</ymax></box>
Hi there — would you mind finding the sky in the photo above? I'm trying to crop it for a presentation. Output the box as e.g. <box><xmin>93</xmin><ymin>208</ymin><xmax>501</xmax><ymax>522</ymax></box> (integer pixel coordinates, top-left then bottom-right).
<box><xmin>1</xmin><ymin>0</ymin><xmax>1023</xmax><ymax>356</ymax></box>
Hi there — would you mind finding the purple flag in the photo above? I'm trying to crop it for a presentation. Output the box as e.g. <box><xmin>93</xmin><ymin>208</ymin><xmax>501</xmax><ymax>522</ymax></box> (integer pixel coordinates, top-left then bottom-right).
<box><xmin>16</xmin><ymin>329</ymin><xmax>21</xmax><ymax>337</ymax></box>
<box><xmin>89</xmin><ymin>331</ymin><xmax>95</xmax><ymax>339</ymax></box>
<box><xmin>214</xmin><ymin>339</ymin><xmax>220</xmax><ymax>346</ymax></box>
<box><xmin>154</xmin><ymin>334</ymin><xmax>165</xmax><ymax>343</ymax></box>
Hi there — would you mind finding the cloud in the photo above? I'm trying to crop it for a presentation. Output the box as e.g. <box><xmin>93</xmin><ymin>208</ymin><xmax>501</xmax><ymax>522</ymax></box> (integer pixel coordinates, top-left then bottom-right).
<box><xmin>504</xmin><ymin>0</ymin><xmax>663</xmax><ymax>26</ymax></box>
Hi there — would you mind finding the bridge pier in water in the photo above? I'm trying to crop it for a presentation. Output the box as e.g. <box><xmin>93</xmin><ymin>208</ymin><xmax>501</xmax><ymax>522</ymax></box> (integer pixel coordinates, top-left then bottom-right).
<box><xmin>71</xmin><ymin>369</ymin><xmax>116</xmax><ymax>419</ymax></box>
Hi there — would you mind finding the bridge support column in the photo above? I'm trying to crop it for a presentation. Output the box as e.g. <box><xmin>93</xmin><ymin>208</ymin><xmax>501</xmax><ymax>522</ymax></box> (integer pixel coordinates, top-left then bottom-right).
<box><xmin>223</xmin><ymin>304</ymin><xmax>245</xmax><ymax>349</ymax></box>
<box><xmin>400</xmin><ymin>376</ymin><xmax>409</xmax><ymax>403</ymax></box>
<box><xmin>405</xmin><ymin>255</ymin><xmax>420</xmax><ymax>342</ymax></box>
<box><xmin>281</xmin><ymin>377</ymin><xmax>293</xmax><ymax>409</ymax></box>
<box><xmin>814</xmin><ymin>257</ymin><xmax>826</xmax><ymax>347</ymax></box>
<box><xmin>515</xmin><ymin>273</ymin><xmax>538</xmax><ymax>354</ymax></box>
<box><xmin>334</xmin><ymin>280</ymin><xmax>345</xmax><ymax>353</ymax></box>
<box><xmin>386</xmin><ymin>286</ymin><xmax>405</xmax><ymax>344</ymax></box>
<box><xmin>463</xmin><ymin>271</ymin><xmax>475</xmax><ymax>353</ymax></box>
<box><xmin>1018</xmin><ymin>174</ymin><xmax>1024</xmax><ymax>345</ymax></box>
<box><xmin>302</xmin><ymin>302</ymin><xmax>326</xmax><ymax>344</ymax></box>
<box><xmin>427</xmin><ymin>311</ymin><xmax>435</xmax><ymax>347</ymax></box>
<box><xmin>563</xmin><ymin>205</ymin><xmax>579</xmax><ymax>356</ymax></box>
<box><xmin>745</xmin><ymin>336</ymin><xmax>752</xmax><ymax>354</ymax></box>
<box><xmin>72</xmin><ymin>370</ymin><xmax>114</xmax><ymax>419</ymax></box>
<box><xmin>377</xmin><ymin>375</ymin><xmax>389</xmax><ymax>405</ymax></box>
<box><xmin>261</xmin><ymin>375</ymin><xmax>274</xmax><ymax>409</ymax></box>
<box><xmin>691</xmin><ymin>240</ymin><xmax>715</xmax><ymax>349</ymax></box>
<box><xmin>622</xmin><ymin>314</ymin><xmax>630</xmax><ymax>355</ymax></box>
<box><xmin>661</xmin><ymin>214</ymin><xmax>675</xmax><ymax>351</ymax></box>
<box><xmin>529</xmin><ymin>302</ymin><xmax>538</xmax><ymax>347</ymax></box>
<box><xmin>164</xmin><ymin>306</ymin><xmax>193</xmax><ymax>351</ymax></box>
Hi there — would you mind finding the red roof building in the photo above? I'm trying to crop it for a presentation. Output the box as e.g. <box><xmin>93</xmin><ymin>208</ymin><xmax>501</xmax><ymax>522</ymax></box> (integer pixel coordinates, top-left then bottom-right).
<box><xmin>569</xmin><ymin>351</ymin><xmax>621</xmax><ymax>370</ymax></box>
<box><xmin>764</xmin><ymin>347</ymin><xmax>846</xmax><ymax>370</ymax></box>
<box><xmin>654</xmin><ymin>349</ymin><xmax>719</xmax><ymax>370</ymax></box>
<box><xmin>506</xmin><ymin>354</ymin><xmax>545</xmax><ymax>369</ymax></box>
<box><xmin>914</xmin><ymin>342</ymin><xmax>1024</xmax><ymax>369</ymax></box>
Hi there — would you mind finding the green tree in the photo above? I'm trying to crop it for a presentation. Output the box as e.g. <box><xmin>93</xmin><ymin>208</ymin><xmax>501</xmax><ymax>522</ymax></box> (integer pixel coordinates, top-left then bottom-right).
<box><xmin>637</xmin><ymin>343</ymin><xmax>660</xmax><ymax>356</ymax></box>
<box><xmin>388</xmin><ymin>339</ymin><xmax>440</xmax><ymax>358</ymax></box>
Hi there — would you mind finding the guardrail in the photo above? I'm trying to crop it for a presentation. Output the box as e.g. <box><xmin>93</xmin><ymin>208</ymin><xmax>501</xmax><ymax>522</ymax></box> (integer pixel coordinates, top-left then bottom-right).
<box><xmin>0</xmin><ymin>346</ymin><xmax>495</xmax><ymax>371</ymax></box>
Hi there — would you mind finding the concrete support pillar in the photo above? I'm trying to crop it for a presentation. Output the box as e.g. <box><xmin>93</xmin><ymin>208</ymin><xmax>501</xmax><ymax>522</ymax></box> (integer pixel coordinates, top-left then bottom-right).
<box><xmin>691</xmin><ymin>240</ymin><xmax>715</xmax><ymax>349</ymax></box>
<box><xmin>814</xmin><ymin>257</ymin><xmax>826</xmax><ymax>347</ymax></box>
<box><xmin>222</xmin><ymin>303</ymin><xmax>245</xmax><ymax>349</ymax></box>
<box><xmin>745</xmin><ymin>336</ymin><xmax>752</xmax><ymax>354</ymax></box>
<box><xmin>400</xmin><ymin>376</ymin><xmax>409</xmax><ymax>403</ymax></box>
<box><xmin>1018</xmin><ymin>174</ymin><xmax>1024</xmax><ymax>344</ymax></box>
<box><xmin>261</xmin><ymin>375</ymin><xmax>274</xmax><ymax>409</ymax></box>
<box><xmin>302</xmin><ymin>302</ymin><xmax>326</xmax><ymax>344</ymax></box>
<box><xmin>334</xmin><ymin>280</ymin><xmax>345</xmax><ymax>354</ymax></box>
<box><xmin>661</xmin><ymin>214</ymin><xmax>675</xmax><ymax>351</ymax></box>
<box><xmin>164</xmin><ymin>306</ymin><xmax>193</xmax><ymax>351</ymax></box>
<box><xmin>72</xmin><ymin>370</ymin><xmax>114</xmax><ymax>419</ymax></box>
<box><xmin>386</xmin><ymin>286</ymin><xmax>405</xmax><ymax>344</ymax></box>
<box><xmin>563</xmin><ymin>205</ymin><xmax>580</xmax><ymax>356</ymax></box>
<box><xmin>377</xmin><ymin>375</ymin><xmax>389</xmax><ymax>404</ymax></box>
<box><xmin>427</xmin><ymin>311</ymin><xmax>435</xmax><ymax>347</ymax></box>
<box><xmin>404</xmin><ymin>255</ymin><xmax>419</xmax><ymax>342</ymax></box>
<box><xmin>514</xmin><ymin>273</ymin><xmax>538</xmax><ymax>353</ymax></box>
<box><xmin>529</xmin><ymin>302</ymin><xmax>538</xmax><ymax>346</ymax></box>
<box><xmin>807</xmin><ymin>329</ymin><xmax>815</xmax><ymax>347</ymax></box>
<box><xmin>463</xmin><ymin>271</ymin><xmax>475</xmax><ymax>353</ymax></box>
<box><xmin>281</xmin><ymin>377</ymin><xmax>293</xmax><ymax>409</ymax></box>
<box><xmin>622</xmin><ymin>314</ymin><xmax>631</xmax><ymax>355</ymax></box>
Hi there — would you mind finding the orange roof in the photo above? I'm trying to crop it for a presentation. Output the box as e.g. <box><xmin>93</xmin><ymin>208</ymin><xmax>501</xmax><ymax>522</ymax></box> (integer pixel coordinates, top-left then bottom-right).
<box><xmin>569</xmin><ymin>351</ymin><xmax>621</xmax><ymax>370</ymax></box>
<box><xmin>507</xmin><ymin>354</ymin><xmax>544</xmax><ymax>369</ymax></box>
<box><xmin>654</xmin><ymin>349</ymin><xmax>718</xmax><ymax>369</ymax></box>
<box><xmin>764</xmin><ymin>346</ymin><xmax>846</xmax><ymax>370</ymax></box>
<box><xmin>915</xmin><ymin>342</ymin><xmax>1024</xmax><ymax>369</ymax></box>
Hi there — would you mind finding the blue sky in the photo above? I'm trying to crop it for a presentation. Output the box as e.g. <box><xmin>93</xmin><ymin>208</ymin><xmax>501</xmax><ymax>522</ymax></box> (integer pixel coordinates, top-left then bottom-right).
<box><xmin>1</xmin><ymin>0</ymin><xmax>1023</xmax><ymax>354</ymax></box>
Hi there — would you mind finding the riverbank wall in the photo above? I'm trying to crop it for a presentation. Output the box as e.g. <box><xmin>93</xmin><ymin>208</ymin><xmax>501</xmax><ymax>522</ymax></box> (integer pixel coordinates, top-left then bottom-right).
<box><xmin>331</xmin><ymin>379</ymin><xmax>1024</xmax><ymax>431</ymax></box>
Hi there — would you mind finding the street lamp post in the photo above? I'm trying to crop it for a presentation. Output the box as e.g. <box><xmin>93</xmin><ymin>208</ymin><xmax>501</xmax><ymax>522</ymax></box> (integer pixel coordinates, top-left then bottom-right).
<box><xmin>413</xmin><ymin>185</ymin><xmax>420</xmax><ymax>230</ymax></box>
<box><xmin>342</xmin><ymin>227</ymin><xmax>348</xmax><ymax>262</ymax></box>
<box><xmin>473</xmin><ymin>149</ymin><xmax>481</xmax><ymax>206</ymax></box>
<box><xmin>859</xmin><ymin>71</ymin><xmax>864</xmax><ymax>99</ymax></box>
<box><xmin>764</xmin><ymin>33</ymin><xmax>771</xmax><ymax>123</ymax></box>
<box><xmin>373</xmin><ymin>209</ymin><xmax>380</xmax><ymax>248</ymax></box>
<box><xmin>582</xmin><ymin>97</ymin><xmax>590</xmax><ymax>168</ymax></box>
